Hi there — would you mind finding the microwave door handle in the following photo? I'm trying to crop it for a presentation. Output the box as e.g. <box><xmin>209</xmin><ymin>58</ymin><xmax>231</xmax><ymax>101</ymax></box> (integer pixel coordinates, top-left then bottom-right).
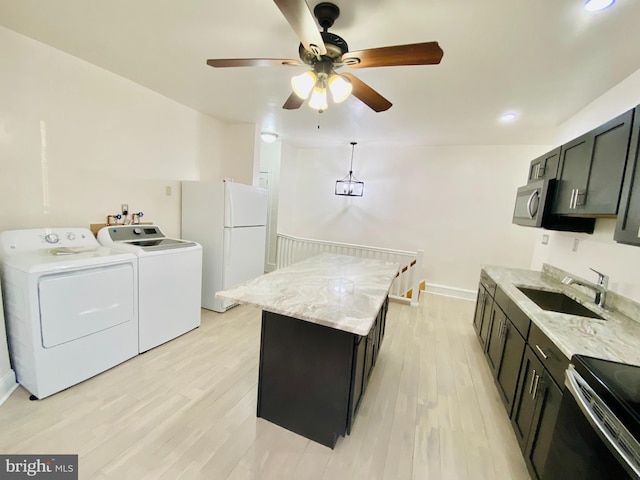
<box><xmin>526</xmin><ymin>190</ymin><xmax>539</xmax><ymax>219</ymax></box>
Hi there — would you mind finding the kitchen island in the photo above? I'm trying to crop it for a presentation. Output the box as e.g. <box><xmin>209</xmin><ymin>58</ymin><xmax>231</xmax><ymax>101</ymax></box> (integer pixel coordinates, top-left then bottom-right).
<box><xmin>217</xmin><ymin>253</ymin><xmax>400</xmax><ymax>448</ymax></box>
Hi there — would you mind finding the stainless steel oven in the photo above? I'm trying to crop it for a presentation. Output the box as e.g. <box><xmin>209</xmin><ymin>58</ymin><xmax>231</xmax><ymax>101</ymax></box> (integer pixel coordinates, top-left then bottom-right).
<box><xmin>543</xmin><ymin>355</ymin><xmax>640</xmax><ymax>480</ymax></box>
<box><xmin>512</xmin><ymin>178</ymin><xmax>552</xmax><ymax>228</ymax></box>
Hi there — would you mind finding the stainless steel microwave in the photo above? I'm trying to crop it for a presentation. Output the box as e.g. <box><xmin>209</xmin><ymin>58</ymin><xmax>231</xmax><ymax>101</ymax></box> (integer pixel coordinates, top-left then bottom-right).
<box><xmin>512</xmin><ymin>178</ymin><xmax>552</xmax><ymax>227</ymax></box>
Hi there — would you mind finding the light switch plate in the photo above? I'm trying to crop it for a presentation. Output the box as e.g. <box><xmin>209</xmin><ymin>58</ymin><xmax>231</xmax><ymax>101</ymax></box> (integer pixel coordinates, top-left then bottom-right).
<box><xmin>572</xmin><ymin>238</ymin><xmax>579</xmax><ymax>252</ymax></box>
<box><xmin>542</xmin><ymin>234</ymin><xmax>549</xmax><ymax>245</ymax></box>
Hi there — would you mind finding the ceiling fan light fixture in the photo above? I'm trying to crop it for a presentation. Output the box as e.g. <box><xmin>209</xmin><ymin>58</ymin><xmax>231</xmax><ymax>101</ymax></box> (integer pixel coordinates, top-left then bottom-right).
<box><xmin>291</xmin><ymin>71</ymin><xmax>317</xmax><ymax>99</ymax></box>
<box><xmin>328</xmin><ymin>74</ymin><xmax>352</xmax><ymax>103</ymax></box>
<box><xmin>308</xmin><ymin>85</ymin><xmax>329</xmax><ymax>111</ymax></box>
<box><xmin>584</xmin><ymin>0</ymin><xmax>615</xmax><ymax>11</ymax></box>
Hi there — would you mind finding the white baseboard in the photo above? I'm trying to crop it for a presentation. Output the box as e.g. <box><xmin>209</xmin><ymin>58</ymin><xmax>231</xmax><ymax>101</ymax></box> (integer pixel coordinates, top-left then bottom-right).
<box><xmin>423</xmin><ymin>283</ymin><xmax>476</xmax><ymax>301</ymax></box>
<box><xmin>0</xmin><ymin>369</ymin><xmax>18</xmax><ymax>407</ymax></box>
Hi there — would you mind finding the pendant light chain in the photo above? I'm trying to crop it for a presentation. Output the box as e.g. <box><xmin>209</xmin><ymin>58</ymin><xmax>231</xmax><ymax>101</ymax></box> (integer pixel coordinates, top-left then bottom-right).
<box><xmin>349</xmin><ymin>142</ymin><xmax>356</xmax><ymax>177</ymax></box>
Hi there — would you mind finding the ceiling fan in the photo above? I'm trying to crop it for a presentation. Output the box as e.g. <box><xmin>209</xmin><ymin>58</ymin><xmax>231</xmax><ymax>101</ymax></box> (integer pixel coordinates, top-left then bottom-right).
<box><xmin>206</xmin><ymin>0</ymin><xmax>443</xmax><ymax>113</ymax></box>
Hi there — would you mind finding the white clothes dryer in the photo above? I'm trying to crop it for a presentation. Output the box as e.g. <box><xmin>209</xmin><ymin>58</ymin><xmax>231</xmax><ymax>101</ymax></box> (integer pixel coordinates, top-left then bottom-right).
<box><xmin>0</xmin><ymin>228</ymin><xmax>139</xmax><ymax>400</ymax></box>
<box><xmin>97</xmin><ymin>225</ymin><xmax>202</xmax><ymax>353</ymax></box>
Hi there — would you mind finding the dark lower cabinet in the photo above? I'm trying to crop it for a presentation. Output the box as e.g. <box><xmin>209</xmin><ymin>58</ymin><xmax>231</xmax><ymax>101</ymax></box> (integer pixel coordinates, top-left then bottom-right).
<box><xmin>478</xmin><ymin>293</ymin><xmax>494</xmax><ymax>349</ymax></box>
<box><xmin>473</xmin><ymin>276</ymin><xmax>496</xmax><ymax>350</ymax></box>
<box><xmin>524</xmin><ymin>369</ymin><xmax>563</xmax><ymax>479</ymax></box>
<box><xmin>486</xmin><ymin>303</ymin><xmax>507</xmax><ymax>373</ymax></box>
<box><xmin>257</xmin><ymin>297</ymin><xmax>389</xmax><ymax>448</ymax></box>
<box><xmin>485</xmin><ymin>303</ymin><xmax>526</xmax><ymax>415</ymax></box>
<box><xmin>511</xmin><ymin>346</ymin><xmax>544</xmax><ymax>450</ymax></box>
<box><xmin>510</xmin><ymin>346</ymin><xmax>564</xmax><ymax>480</ymax></box>
<box><xmin>472</xmin><ymin>286</ymin><xmax>488</xmax><ymax>337</ymax></box>
<box><xmin>496</xmin><ymin>320</ymin><xmax>526</xmax><ymax>414</ymax></box>
<box><xmin>474</xmin><ymin>270</ymin><xmax>566</xmax><ymax>480</ymax></box>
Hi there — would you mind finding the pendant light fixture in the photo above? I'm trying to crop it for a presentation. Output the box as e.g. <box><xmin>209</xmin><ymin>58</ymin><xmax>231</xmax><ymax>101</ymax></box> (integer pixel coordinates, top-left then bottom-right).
<box><xmin>335</xmin><ymin>142</ymin><xmax>364</xmax><ymax>197</ymax></box>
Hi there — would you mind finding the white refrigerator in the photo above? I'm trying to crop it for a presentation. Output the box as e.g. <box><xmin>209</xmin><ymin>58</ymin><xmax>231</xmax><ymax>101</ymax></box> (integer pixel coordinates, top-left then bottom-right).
<box><xmin>181</xmin><ymin>181</ymin><xmax>268</xmax><ymax>312</ymax></box>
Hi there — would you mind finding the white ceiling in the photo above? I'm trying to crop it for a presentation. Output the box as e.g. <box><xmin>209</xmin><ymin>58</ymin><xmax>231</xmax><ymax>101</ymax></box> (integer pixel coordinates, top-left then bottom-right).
<box><xmin>2</xmin><ymin>0</ymin><xmax>640</xmax><ymax>148</ymax></box>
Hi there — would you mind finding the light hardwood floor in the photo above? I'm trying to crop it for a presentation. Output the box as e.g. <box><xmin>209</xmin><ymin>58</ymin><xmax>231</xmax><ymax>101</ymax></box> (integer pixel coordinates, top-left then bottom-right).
<box><xmin>0</xmin><ymin>294</ymin><xmax>530</xmax><ymax>480</ymax></box>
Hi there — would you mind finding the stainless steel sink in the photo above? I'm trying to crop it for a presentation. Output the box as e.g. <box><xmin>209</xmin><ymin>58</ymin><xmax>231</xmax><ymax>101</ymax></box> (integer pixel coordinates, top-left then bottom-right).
<box><xmin>517</xmin><ymin>287</ymin><xmax>604</xmax><ymax>320</ymax></box>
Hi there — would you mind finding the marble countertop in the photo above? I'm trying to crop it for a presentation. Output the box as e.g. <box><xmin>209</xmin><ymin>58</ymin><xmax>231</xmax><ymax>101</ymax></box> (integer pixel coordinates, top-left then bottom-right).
<box><xmin>483</xmin><ymin>264</ymin><xmax>640</xmax><ymax>367</ymax></box>
<box><xmin>216</xmin><ymin>253</ymin><xmax>400</xmax><ymax>336</ymax></box>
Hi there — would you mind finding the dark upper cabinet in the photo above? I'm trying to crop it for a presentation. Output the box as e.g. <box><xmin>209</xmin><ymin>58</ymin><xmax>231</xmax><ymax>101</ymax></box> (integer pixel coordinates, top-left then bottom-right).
<box><xmin>528</xmin><ymin>148</ymin><xmax>561</xmax><ymax>183</ymax></box>
<box><xmin>615</xmin><ymin>106</ymin><xmax>640</xmax><ymax>245</ymax></box>
<box><xmin>552</xmin><ymin>109</ymin><xmax>634</xmax><ymax>216</ymax></box>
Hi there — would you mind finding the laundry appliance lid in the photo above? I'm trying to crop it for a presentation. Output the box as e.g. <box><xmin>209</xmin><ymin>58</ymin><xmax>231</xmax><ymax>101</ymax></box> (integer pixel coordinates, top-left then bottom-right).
<box><xmin>0</xmin><ymin>247</ymin><xmax>137</xmax><ymax>274</ymax></box>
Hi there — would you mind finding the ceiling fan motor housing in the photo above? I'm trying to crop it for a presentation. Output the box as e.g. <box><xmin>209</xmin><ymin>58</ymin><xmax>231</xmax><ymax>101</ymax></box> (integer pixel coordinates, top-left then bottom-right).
<box><xmin>298</xmin><ymin>31</ymin><xmax>349</xmax><ymax>65</ymax></box>
<box><xmin>298</xmin><ymin>3</ymin><xmax>348</xmax><ymax>65</ymax></box>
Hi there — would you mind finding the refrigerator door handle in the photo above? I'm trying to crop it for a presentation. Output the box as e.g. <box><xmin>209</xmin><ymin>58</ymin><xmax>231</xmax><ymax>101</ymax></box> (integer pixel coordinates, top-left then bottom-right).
<box><xmin>224</xmin><ymin>228</ymin><xmax>232</xmax><ymax>268</ymax></box>
<box><xmin>225</xmin><ymin>184</ymin><xmax>235</xmax><ymax>228</ymax></box>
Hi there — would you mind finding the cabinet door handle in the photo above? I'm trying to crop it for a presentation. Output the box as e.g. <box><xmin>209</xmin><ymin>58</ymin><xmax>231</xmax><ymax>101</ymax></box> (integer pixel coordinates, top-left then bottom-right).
<box><xmin>529</xmin><ymin>369</ymin><xmax>538</xmax><ymax>394</ymax></box>
<box><xmin>535</xmin><ymin>344</ymin><xmax>549</xmax><ymax>360</ymax></box>
<box><xmin>570</xmin><ymin>188</ymin><xmax>577</xmax><ymax>209</ymax></box>
<box><xmin>532</xmin><ymin>374</ymin><xmax>542</xmax><ymax>400</ymax></box>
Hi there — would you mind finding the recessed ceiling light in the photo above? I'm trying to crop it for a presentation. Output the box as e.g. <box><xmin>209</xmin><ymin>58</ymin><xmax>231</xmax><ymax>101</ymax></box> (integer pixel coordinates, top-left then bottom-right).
<box><xmin>260</xmin><ymin>132</ymin><xmax>279</xmax><ymax>143</ymax></box>
<box><xmin>584</xmin><ymin>0</ymin><xmax>615</xmax><ymax>12</ymax></box>
<box><xmin>500</xmin><ymin>112</ymin><xmax>518</xmax><ymax>123</ymax></box>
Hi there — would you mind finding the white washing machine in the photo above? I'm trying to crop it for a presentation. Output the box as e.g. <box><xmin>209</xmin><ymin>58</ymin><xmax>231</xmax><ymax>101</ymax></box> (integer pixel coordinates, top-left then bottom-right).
<box><xmin>0</xmin><ymin>228</ymin><xmax>139</xmax><ymax>400</ymax></box>
<box><xmin>97</xmin><ymin>225</ymin><xmax>202</xmax><ymax>353</ymax></box>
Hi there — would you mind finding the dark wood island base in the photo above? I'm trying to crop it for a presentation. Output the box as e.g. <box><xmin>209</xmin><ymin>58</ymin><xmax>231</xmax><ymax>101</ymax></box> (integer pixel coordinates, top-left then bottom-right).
<box><xmin>257</xmin><ymin>297</ymin><xmax>389</xmax><ymax>448</ymax></box>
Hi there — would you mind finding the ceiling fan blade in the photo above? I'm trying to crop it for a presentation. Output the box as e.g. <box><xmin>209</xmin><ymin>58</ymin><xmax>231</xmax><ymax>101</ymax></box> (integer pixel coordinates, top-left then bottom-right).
<box><xmin>207</xmin><ymin>58</ymin><xmax>302</xmax><ymax>68</ymax></box>
<box><xmin>342</xmin><ymin>42</ymin><xmax>443</xmax><ymax>69</ymax></box>
<box><xmin>273</xmin><ymin>0</ymin><xmax>327</xmax><ymax>56</ymax></box>
<box><xmin>283</xmin><ymin>92</ymin><xmax>304</xmax><ymax>110</ymax></box>
<box><xmin>342</xmin><ymin>73</ymin><xmax>392</xmax><ymax>112</ymax></box>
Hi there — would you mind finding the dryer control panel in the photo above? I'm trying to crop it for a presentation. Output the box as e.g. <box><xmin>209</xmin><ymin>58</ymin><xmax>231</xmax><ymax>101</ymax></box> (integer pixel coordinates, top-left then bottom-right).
<box><xmin>0</xmin><ymin>228</ymin><xmax>97</xmax><ymax>255</ymax></box>
<box><xmin>105</xmin><ymin>225</ymin><xmax>166</xmax><ymax>242</ymax></box>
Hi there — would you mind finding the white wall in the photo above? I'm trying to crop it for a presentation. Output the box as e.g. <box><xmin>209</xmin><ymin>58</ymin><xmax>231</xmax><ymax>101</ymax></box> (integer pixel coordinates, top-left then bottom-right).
<box><xmin>259</xmin><ymin>140</ymin><xmax>283</xmax><ymax>272</ymax></box>
<box><xmin>219</xmin><ymin>123</ymin><xmax>259</xmax><ymax>186</ymax></box>
<box><xmin>0</xmin><ymin>26</ymin><xmax>260</xmax><ymax>403</ymax></box>
<box><xmin>531</xmin><ymin>67</ymin><xmax>640</xmax><ymax>303</ymax></box>
<box><xmin>278</xmin><ymin>144</ymin><xmax>548</xmax><ymax>293</ymax></box>
<box><xmin>0</xmin><ymin>27</ymin><xmax>257</xmax><ymax>238</ymax></box>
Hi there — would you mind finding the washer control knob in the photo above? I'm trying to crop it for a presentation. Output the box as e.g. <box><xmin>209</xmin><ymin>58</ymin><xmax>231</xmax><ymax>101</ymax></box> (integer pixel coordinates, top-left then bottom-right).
<box><xmin>44</xmin><ymin>233</ymin><xmax>59</xmax><ymax>244</ymax></box>
<box><xmin>66</xmin><ymin>232</ymin><xmax>76</xmax><ymax>241</ymax></box>
<box><xmin>133</xmin><ymin>228</ymin><xmax>143</xmax><ymax>235</ymax></box>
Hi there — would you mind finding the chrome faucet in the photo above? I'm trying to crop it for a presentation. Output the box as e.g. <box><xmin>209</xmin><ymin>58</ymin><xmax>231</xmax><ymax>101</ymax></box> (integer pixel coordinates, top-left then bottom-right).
<box><xmin>562</xmin><ymin>267</ymin><xmax>608</xmax><ymax>309</ymax></box>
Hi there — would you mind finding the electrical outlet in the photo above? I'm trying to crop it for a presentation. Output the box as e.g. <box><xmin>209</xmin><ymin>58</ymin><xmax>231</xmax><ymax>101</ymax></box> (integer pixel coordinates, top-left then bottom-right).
<box><xmin>165</xmin><ymin>186</ymin><xmax>172</xmax><ymax>196</ymax></box>
<box><xmin>121</xmin><ymin>204</ymin><xmax>129</xmax><ymax>215</ymax></box>
<box><xmin>542</xmin><ymin>234</ymin><xmax>549</xmax><ymax>245</ymax></box>
<box><xmin>572</xmin><ymin>238</ymin><xmax>579</xmax><ymax>252</ymax></box>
